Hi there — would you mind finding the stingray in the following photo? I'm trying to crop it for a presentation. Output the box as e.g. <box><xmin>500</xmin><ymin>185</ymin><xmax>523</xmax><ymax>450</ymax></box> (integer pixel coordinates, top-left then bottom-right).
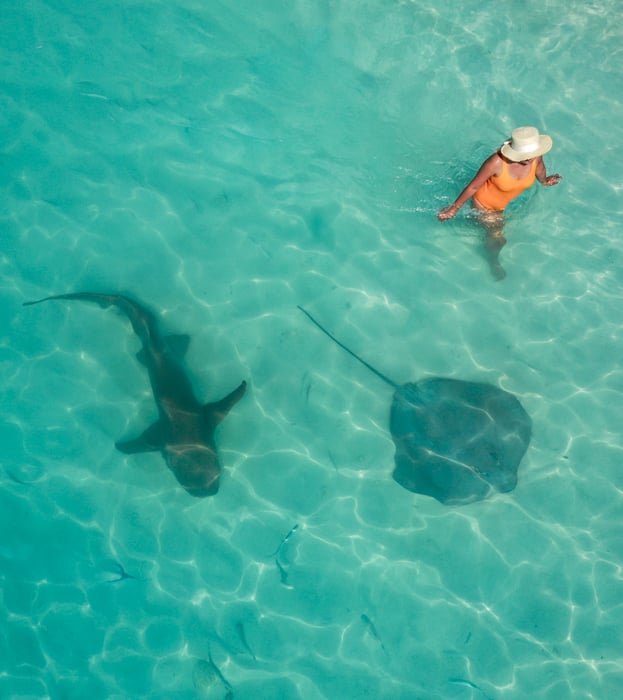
<box><xmin>298</xmin><ymin>307</ymin><xmax>531</xmax><ymax>505</ymax></box>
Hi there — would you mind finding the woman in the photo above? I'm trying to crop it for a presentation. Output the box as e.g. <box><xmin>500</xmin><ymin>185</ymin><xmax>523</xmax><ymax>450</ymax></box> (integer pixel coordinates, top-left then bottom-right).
<box><xmin>438</xmin><ymin>126</ymin><xmax>562</xmax><ymax>279</ymax></box>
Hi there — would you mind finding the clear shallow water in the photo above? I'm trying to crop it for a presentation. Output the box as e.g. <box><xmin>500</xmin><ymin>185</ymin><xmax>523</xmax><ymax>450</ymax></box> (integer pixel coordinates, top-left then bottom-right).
<box><xmin>2</xmin><ymin>1</ymin><xmax>623</xmax><ymax>698</ymax></box>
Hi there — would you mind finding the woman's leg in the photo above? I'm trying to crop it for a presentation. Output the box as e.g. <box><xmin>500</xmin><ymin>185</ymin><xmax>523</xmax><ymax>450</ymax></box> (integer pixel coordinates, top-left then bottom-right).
<box><xmin>474</xmin><ymin>207</ymin><xmax>507</xmax><ymax>280</ymax></box>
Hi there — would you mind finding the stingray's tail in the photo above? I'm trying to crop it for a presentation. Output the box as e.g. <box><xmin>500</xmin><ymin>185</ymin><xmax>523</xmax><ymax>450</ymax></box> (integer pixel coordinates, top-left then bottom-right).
<box><xmin>297</xmin><ymin>306</ymin><xmax>398</xmax><ymax>389</ymax></box>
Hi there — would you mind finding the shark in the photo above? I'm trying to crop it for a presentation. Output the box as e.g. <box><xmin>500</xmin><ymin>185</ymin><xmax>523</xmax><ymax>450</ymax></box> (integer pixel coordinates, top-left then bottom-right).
<box><xmin>24</xmin><ymin>292</ymin><xmax>246</xmax><ymax>497</ymax></box>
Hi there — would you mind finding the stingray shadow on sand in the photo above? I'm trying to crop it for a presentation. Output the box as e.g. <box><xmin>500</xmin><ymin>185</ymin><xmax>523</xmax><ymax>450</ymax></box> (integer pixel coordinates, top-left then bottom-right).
<box><xmin>299</xmin><ymin>307</ymin><xmax>531</xmax><ymax>506</ymax></box>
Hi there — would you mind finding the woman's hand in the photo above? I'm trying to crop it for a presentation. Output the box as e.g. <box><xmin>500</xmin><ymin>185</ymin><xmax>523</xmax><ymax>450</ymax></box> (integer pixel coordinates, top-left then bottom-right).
<box><xmin>438</xmin><ymin>204</ymin><xmax>459</xmax><ymax>221</ymax></box>
<box><xmin>543</xmin><ymin>174</ymin><xmax>562</xmax><ymax>186</ymax></box>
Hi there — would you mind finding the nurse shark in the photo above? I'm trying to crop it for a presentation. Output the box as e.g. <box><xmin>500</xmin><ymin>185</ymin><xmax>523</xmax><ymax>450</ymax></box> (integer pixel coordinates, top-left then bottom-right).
<box><xmin>24</xmin><ymin>292</ymin><xmax>246</xmax><ymax>497</ymax></box>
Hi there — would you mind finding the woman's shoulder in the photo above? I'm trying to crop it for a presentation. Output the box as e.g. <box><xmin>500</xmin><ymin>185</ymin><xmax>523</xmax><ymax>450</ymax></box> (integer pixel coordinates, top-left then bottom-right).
<box><xmin>478</xmin><ymin>151</ymin><xmax>504</xmax><ymax>176</ymax></box>
<box><xmin>486</xmin><ymin>151</ymin><xmax>504</xmax><ymax>165</ymax></box>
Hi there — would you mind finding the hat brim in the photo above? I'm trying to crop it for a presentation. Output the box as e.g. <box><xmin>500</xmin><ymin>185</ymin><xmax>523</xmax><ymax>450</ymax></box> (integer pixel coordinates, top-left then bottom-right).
<box><xmin>500</xmin><ymin>135</ymin><xmax>552</xmax><ymax>161</ymax></box>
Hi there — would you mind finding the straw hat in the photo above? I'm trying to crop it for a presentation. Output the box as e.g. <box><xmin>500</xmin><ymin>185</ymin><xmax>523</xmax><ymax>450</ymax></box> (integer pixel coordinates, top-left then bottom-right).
<box><xmin>500</xmin><ymin>126</ymin><xmax>552</xmax><ymax>162</ymax></box>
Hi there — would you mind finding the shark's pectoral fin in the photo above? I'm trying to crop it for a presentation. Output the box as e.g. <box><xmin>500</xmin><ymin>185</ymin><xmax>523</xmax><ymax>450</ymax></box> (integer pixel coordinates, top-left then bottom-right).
<box><xmin>204</xmin><ymin>380</ymin><xmax>247</xmax><ymax>425</ymax></box>
<box><xmin>116</xmin><ymin>421</ymin><xmax>165</xmax><ymax>454</ymax></box>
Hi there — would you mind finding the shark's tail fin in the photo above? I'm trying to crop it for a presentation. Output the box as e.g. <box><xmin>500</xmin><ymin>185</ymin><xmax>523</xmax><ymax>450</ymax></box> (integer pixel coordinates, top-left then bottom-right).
<box><xmin>23</xmin><ymin>292</ymin><xmax>117</xmax><ymax>308</ymax></box>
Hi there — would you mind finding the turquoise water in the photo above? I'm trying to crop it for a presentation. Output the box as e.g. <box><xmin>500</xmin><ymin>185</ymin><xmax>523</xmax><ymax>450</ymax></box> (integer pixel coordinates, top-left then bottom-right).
<box><xmin>2</xmin><ymin>0</ymin><xmax>623</xmax><ymax>697</ymax></box>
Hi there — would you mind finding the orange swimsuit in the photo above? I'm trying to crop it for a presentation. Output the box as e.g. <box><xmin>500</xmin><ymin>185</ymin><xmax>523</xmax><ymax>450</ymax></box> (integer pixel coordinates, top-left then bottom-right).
<box><xmin>473</xmin><ymin>159</ymin><xmax>537</xmax><ymax>211</ymax></box>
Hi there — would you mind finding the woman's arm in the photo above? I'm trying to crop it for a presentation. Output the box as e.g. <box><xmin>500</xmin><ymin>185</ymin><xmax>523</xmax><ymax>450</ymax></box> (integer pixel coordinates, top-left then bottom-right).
<box><xmin>536</xmin><ymin>156</ymin><xmax>562</xmax><ymax>186</ymax></box>
<box><xmin>438</xmin><ymin>154</ymin><xmax>502</xmax><ymax>220</ymax></box>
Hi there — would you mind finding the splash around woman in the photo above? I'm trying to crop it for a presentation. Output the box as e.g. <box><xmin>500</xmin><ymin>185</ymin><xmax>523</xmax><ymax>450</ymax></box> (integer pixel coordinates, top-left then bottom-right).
<box><xmin>438</xmin><ymin>126</ymin><xmax>562</xmax><ymax>279</ymax></box>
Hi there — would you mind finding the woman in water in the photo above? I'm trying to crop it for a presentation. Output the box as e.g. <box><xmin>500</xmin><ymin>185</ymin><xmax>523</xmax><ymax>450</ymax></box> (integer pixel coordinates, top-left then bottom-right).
<box><xmin>438</xmin><ymin>126</ymin><xmax>562</xmax><ymax>279</ymax></box>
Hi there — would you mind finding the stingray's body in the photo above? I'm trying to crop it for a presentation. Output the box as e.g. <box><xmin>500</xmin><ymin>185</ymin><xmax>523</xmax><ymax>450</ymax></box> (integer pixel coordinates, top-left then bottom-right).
<box><xmin>299</xmin><ymin>307</ymin><xmax>531</xmax><ymax>505</ymax></box>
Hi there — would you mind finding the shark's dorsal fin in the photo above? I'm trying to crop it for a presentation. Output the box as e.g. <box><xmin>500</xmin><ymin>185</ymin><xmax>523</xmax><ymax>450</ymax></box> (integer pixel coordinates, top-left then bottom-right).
<box><xmin>203</xmin><ymin>381</ymin><xmax>247</xmax><ymax>426</ymax></box>
<box><xmin>116</xmin><ymin>421</ymin><xmax>165</xmax><ymax>454</ymax></box>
